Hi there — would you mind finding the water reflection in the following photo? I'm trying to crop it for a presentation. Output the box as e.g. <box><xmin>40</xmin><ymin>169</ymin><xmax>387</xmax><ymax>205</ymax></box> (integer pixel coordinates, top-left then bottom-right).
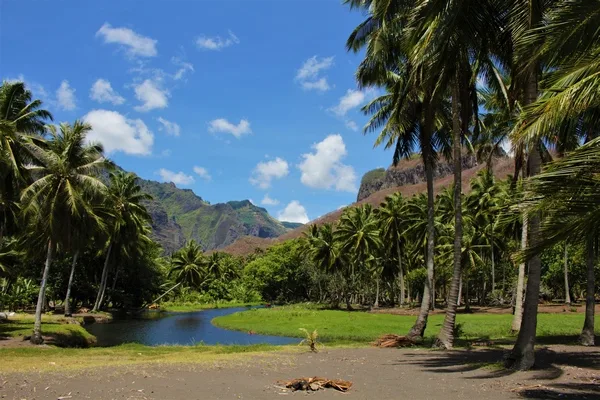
<box><xmin>85</xmin><ymin>307</ymin><xmax>297</xmax><ymax>347</ymax></box>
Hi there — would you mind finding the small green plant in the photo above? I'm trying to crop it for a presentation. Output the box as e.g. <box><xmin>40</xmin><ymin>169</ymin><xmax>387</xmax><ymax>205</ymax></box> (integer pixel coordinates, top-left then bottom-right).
<box><xmin>299</xmin><ymin>328</ymin><xmax>321</xmax><ymax>352</ymax></box>
<box><xmin>569</xmin><ymin>306</ymin><xmax>578</xmax><ymax>313</ymax></box>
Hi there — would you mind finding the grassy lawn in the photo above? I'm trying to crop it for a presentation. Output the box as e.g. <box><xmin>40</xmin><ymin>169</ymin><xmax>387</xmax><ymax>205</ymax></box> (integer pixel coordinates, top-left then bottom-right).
<box><xmin>0</xmin><ymin>314</ymin><xmax>96</xmax><ymax>347</ymax></box>
<box><xmin>160</xmin><ymin>301</ymin><xmax>263</xmax><ymax>312</ymax></box>
<box><xmin>213</xmin><ymin>305</ymin><xmax>599</xmax><ymax>345</ymax></box>
<box><xmin>0</xmin><ymin>343</ymin><xmax>286</xmax><ymax>372</ymax></box>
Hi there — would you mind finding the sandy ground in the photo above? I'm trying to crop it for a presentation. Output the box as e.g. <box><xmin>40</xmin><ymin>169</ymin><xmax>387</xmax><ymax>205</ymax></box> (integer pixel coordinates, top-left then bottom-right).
<box><xmin>1</xmin><ymin>346</ymin><xmax>598</xmax><ymax>400</ymax></box>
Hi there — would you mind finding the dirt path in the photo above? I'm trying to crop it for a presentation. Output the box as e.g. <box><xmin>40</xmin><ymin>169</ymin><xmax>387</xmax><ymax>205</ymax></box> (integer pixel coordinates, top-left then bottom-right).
<box><xmin>1</xmin><ymin>346</ymin><xmax>598</xmax><ymax>400</ymax></box>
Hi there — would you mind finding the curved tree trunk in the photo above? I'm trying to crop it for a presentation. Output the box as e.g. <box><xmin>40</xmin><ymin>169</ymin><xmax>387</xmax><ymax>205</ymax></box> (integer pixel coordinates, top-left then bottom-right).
<box><xmin>457</xmin><ymin>274</ymin><xmax>463</xmax><ymax>307</ymax></box>
<box><xmin>31</xmin><ymin>239</ymin><xmax>54</xmax><ymax>345</ymax></box>
<box><xmin>491</xmin><ymin>228</ymin><xmax>495</xmax><ymax>292</ymax></box>
<box><xmin>407</xmin><ymin>140</ymin><xmax>435</xmax><ymax>340</ymax></box>
<box><xmin>579</xmin><ymin>236</ymin><xmax>595</xmax><ymax>346</ymax></box>
<box><xmin>374</xmin><ymin>277</ymin><xmax>380</xmax><ymax>308</ymax></box>
<box><xmin>512</xmin><ymin>215</ymin><xmax>528</xmax><ymax>331</ymax></box>
<box><xmin>435</xmin><ymin>84</ymin><xmax>463</xmax><ymax>349</ymax></box>
<box><xmin>564</xmin><ymin>242</ymin><xmax>571</xmax><ymax>305</ymax></box>
<box><xmin>64</xmin><ymin>250</ymin><xmax>79</xmax><ymax>317</ymax></box>
<box><xmin>93</xmin><ymin>241</ymin><xmax>113</xmax><ymax>312</ymax></box>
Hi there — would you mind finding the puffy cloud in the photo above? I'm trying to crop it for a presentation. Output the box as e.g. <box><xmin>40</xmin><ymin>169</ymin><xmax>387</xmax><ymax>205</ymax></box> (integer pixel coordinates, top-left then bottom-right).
<box><xmin>296</xmin><ymin>56</ymin><xmax>334</xmax><ymax>81</ymax></box>
<box><xmin>277</xmin><ymin>201</ymin><xmax>309</xmax><ymax>224</ymax></box>
<box><xmin>90</xmin><ymin>79</ymin><xmax>125</xmax><ymax>105</ymax></box>
<box><xmin>295</xmin><ymin>56</ymin><xmax>334</xmax><ymax>92</ymax></box>
<box><xmin>56</xmin><ymin>80</ymin><xmax>76</xmax><ymax>110</ymax></box>
<box><xmin>301</xmin><ymin>77</ymin><xmax>330</xmax><ymax>92</ymax></box>
<box><xmin>158</xmin><ymin>169</ymin><xmax>194</xmax><ymax>186</ymax></box>
<box><xmin>298</xmin><ymin>134</ymin><xmax>357</xmax><ymax>192</ymax></box>
<box><xmin>329</xmin><ymin>88</ymin><xmax>373</xmax><ymax>116</ymax></box>
<box><xmin>196</xmin><ymin>30</ymin><xmax>239</xmax><ymax>50</ymax></box>
<box><xmin>172</xmin><ymin>57</ymin><xmax>194</xmax><ymax>80</ymax></box>
<box><xmin>83</xmin><ymin>109</ymin><xmax>154</xmax><ymax>155</ymax></box>
<box><xmin>193</xmin><ymin>166</ymin><xmax>211</xmax><ymax>181</ymax></box>
<box><xmin>208</xmin><ymin>118</ymin><xmax>251</xmax><ymax>138</ymax></box>
<box><xmin>250</xmin><ymin>157</ymin><xmax>289</xmax><ymax>189</ymax></box>
<box><xmin>157</xmin><ymin>117</ymin><xmax>180</xmax><ymax>136</ymax></box>
<box><xmin>261</xmin><ymin>194</ymin><xmax>279</xmax><ymax>206</ymax></box>
<box><xmin>133</xmin><ymin>79</ymin><xmax>168</xmax><ymax>112</ymax></box>
<box><xmin>345</xmin><ymin>120</ymin><xmax>359</xmax><ymax>131</ymax></box>
<box><xmin>96</xmin><ymin>23</ymin><xmax>158</xmax><ymax>57</ymax></box>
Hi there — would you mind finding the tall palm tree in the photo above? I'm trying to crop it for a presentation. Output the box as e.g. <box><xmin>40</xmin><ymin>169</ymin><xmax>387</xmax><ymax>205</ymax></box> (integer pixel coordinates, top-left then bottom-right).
<box><xmin>335</xmin><ymin>205</ymin><xmax>382</xmax><ymax>309</ymax></box>
<box><xmin>20</xmin><ymin>121</ymin><xmax>107</xmax><ymax>344</ymax></box>
<box><xmin>375</xmin><ymin>193</ymin><xmax>408</xmax><ymax>304</ymax></box>
<box><xmin>92</xmin><ymin>171</ymin><xmax>152</xmax><ymax>311</ymax></box>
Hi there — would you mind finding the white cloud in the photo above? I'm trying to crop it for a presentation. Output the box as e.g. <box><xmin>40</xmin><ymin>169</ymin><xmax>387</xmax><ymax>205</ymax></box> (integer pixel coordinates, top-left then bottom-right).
<box><xmin>96</xmin><ymin>23</ymin><xmax>157</xmax><ymax>57</ymax></box>
<box><xmin>56</xmin><ymin>80</ymin><xmax>76</xmax><ymax>111</ymax></box>
<box><xmin>83</xmin><ymin>109</ymin><xmax>154</xmax><ymax>155</ymax></box>
<box><xmin>157</xmin><ymin>117</ymin><xmax>180</xmax><ymax>136</ymax></box>
<box><xmin>90</xmin><ymin>79</ymin><xmax>125</xmax><ymax>105</ymax></box>
<box><xmin>295</xmin><ymin>56</ymin><xmax>334</xmax><ymax>92</ymax></box>
<box><xmin>250</xmin><ymin>157</ymin><xmax>289</xmax><ymax>189</ymax></box>
<box><xmin>301</xmin><ymin>77</ymin><xmax>330</xmax><ymax>92</ymax></box>
<box><xmin>208</xmin><ymin>118</ymin><xmax>251</xmax><ymax>138</ymax></box>
<box><xmin>261</xmin><ymin>194</ymin><xmax>280</xmax><ymax>206</ymax></box>
<box><xmin>298</xmin><ymin>134</ymin><xmax>357</xmax><ymax>192</ymax></box>
<box><xmin>158</xmin><ymin>169</ymin><xmax>194</xmax><ymax>186</ymax></box>
<box><xmin>193</xmin><ymin>166</ymin><xmax>211</xmax><ymax>181</ymax></box>
<box><xmin>296</xmin><ymin>56</ymin><xmax>334</xmax><ymax>81</ymax></box>
<box><xmin>278</xmin><ymin>200</ymin><xmax>309</xmax><ymax>224</ymax></box>
<box><xmin>133</xmin><ymin>79</ymin><xmax>168</xmax><ymax>112</ymax></box>
<box><xmin>161</xmin><ymin>149</ymin><xmax>172</xmax><ymax>157</ymax></box>
<box><xmin>329</xmin><ymin>88</ymin><xmax>373</xmax><ymax>117</ymax></box>
<box><xmin>196</xmin><ymin>30</ymin><xmax>239</xmax><ymax>50</ymax></box>
<box><xmin>172</xmin><ymin>57</ymin><xmax>194</xmax><ymax>80</ymax></box>
<box><xmin>345</xmin><ymin>120</ymin><xmax>359</xmax><ymax>131</ymax></box>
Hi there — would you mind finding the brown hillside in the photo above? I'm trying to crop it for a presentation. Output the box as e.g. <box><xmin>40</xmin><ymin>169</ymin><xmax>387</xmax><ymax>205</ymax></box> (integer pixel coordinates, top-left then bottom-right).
<box><xmin>221</xmin><ymin>157</ymin><xmax>514</xmax><ymax>256</ymax></box>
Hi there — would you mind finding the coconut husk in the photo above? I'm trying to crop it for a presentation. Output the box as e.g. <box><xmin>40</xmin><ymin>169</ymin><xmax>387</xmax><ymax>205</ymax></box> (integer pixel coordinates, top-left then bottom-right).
<box><xmin>279</xmin><ymin>376</ymin><xmax>352</xmax><ymax>392</ymax></box>
<box><xmin>372</xmin><ymin>334</ymin><xmax>415</xmax><ymax>348</ymax></box>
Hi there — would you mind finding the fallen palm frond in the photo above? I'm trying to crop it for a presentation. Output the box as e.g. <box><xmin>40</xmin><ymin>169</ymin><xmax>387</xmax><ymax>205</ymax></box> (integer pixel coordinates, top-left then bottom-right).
<box><xmin>372</xmin><ymin>334</ymin><xmax>415</xmax><ymax>347</ymax></box>
<box><xmin>279</xmin><ymin>376</ymin><xmax>352</xmax><ymax>392</ymax></box>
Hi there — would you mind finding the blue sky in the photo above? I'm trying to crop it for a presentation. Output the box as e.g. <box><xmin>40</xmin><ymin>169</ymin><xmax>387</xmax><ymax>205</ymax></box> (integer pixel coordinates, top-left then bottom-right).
<box><xmin>0</xmin><ymin>0</ymin><xmax>393</xmax><ymax>223</ymax></box>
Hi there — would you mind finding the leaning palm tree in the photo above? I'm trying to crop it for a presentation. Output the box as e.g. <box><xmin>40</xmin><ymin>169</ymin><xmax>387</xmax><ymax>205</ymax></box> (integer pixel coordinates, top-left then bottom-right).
<box><xmin>20</xmin><ymin>121</ymin><xmax>108</xmax><ymax>344</ymax></box>
<box><xmin>92</xmin><ymin>171</ymin><xmax>152</xmax><ymax>311</ymax></box>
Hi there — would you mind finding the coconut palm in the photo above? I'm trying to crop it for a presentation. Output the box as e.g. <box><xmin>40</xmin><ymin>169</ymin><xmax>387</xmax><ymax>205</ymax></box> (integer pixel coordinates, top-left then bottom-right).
<box><xmin>20</xmin><ymin>121</ymin><xmax>108</xmax><ymax>344</ymax></box>
<box><xmin>92</xmin><ymin>171</ymin><xmax>152</xmax><ymax>311</ymax></box>
<box><xmin>169</xmin><ymin>240</ymin><xmax>210</xmax><ymax>288</ymax></box>
<box><xmin>375</xmin><ymin>193</ymin><xmax>408</xmax><ymax>304</ymax></box>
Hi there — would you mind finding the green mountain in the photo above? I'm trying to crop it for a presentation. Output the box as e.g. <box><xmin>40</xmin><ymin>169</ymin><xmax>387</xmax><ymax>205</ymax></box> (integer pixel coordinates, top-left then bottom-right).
<box><xmin>136</xmin><ymin>177</ymin><xmax>299</xmax><ymax>254</ymax></box>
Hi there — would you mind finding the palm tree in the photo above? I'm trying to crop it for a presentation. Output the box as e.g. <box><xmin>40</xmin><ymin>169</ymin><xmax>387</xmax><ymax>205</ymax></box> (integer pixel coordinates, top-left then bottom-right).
<box><xmin>92</xmin><ymin>171</ymin><xmax>152</xmax><ymax>311</ymax></box>
<box><xmin>375</xmin><ymin>193</ymin><xmax>408</xmax><ymax>304</ymax></box>
<box><xmin>20</xmin><ymin>121</ymin><xmax>108</xmax><ymax>344</ymax></box>
<box><xmin>169</xmin><ymin>240</ymin><xmax>210</xmax><ymax>288</ymax></box>
<box><xmin>335</xmin><ymin>205</ymin><xmax>382</xmax><ymax>309</ymax></box>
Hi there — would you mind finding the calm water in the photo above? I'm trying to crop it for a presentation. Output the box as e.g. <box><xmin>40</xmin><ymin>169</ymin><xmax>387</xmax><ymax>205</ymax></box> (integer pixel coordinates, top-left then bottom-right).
<box><xmin>85</xmin><ymin>307</ymin><xmax>297</xmax><ymax>347</ymax></box>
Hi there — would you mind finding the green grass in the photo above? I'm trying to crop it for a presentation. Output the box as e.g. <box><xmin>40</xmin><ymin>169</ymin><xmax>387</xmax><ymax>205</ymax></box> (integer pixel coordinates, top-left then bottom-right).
<box><xmin>161</xmin><ymin>301</ymin><xmax>263</xmax><ymax>312</ymax></box>
<box><xmin>213</xmin><ymin>305</ymin><xmax>600</xmax><ymax>345</ymax></box>
<box><xmin>0</xmin><ymin>342</ymin><xmax>287</xmax><ymax>372</ymax></box>
<box><xmin>0</xmin><ymin>314</ymin><xmax>96</xmax><ymax>347</ymax></box>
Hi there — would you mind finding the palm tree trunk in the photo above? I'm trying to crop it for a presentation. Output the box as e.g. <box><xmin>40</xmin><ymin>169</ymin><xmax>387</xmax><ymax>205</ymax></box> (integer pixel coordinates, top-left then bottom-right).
<box><xmin>506</xmin><ymin>148</ymin><xmax>543</xmax><ymax>370</ymax></box>
<box><xmin>457</xmin><ymin>274</ymin><xmax>462</xmax><ymax>307</ymax></box>
<box><xmin>396</xmin><ymin>237</ymin><xmax>405</xmax><ymax>305</ymax></box>
<box><xmin>579</xmin><ymin>236</ymin><xmax>595</xmax><ymax>346</ymax></box>
<box><xmin>407</xmin><ymin>139</ymin><xmax>435</xmax><ymax>340</ymax></box>
<box><xmin>564</xmin><ymin>242</ymin><xmax>571</xmax><ymax>305</ymax></box>
<box><xmin>64</xmin><ymin>250</ymin><xmax>79</xmax><ymax>317</ymax></box>
<box><xmin>151</xmin><ymin>282</ymin><xmax>182</xmax><ymax>305</ymax></box>
<box><xmin>491</xmin><ymin>227</ymin><xmax>495</xmax><ymax>292</ymax></box>
<box><xmin>512</xmin><ymin>215</ymin><xmax>528</xmax><ymax>331</ymax></box>
<box><xmin>31</xmin><ymin>239</ymin><xmax>54</xmax><ymax>345</ymax></box>
<box><xmin>435</xmin><ymin>84</ymin><xmax>463</xmax><ymax>349</ymax></box>
<box><xmin>93</xmin><ymin>241</ymin><xmax>113</xmax><ymax>312</ymax></box>
<box><xmin>374</xmin><ymin>277</ymin><xmax>380</xmax><ymax>308</ymax></box>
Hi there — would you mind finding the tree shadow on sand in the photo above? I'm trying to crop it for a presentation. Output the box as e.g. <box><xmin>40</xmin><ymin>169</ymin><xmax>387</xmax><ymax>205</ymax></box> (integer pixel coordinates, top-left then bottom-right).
<box><xmin>387</xmin><ymin>346</ymin><xmax>599</xmax><ymax>399</ymax></box>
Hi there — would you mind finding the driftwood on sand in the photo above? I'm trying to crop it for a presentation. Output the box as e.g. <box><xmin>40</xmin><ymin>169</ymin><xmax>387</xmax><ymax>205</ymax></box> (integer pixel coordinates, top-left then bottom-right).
<box><xmin>279</xmin><ymin>376</ymin><xmax>353</xmax><ymax>392</ymax></box>
<box><xmin>372</xmin><ymin>334</ymin><xmax>415</xmax><ymax>348</ymax></box>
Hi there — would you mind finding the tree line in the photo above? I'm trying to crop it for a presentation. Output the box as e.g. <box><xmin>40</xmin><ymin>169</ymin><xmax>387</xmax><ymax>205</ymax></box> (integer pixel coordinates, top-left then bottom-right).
<box><xmin>341</xmin><ymin>0</ymin><xmax>600</xmax><ymax>369</ymax></box>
